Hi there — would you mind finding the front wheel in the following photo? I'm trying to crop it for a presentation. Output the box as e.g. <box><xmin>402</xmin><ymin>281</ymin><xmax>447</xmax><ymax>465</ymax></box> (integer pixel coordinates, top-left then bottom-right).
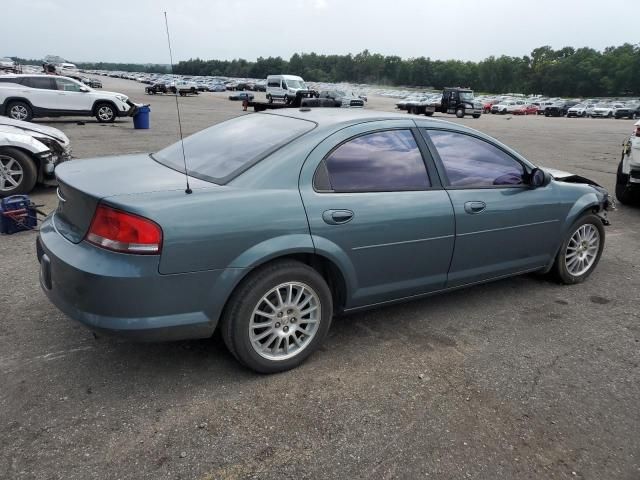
<box><xmin>0</xmin><ymin>147</ymin><xmax>38</xmax><ymax>197</ymax></box>
<box><xmin>553</xmin><ymin>214</ymin><xmax>605</xmax><ymax>285</ymax></box>
<box><xmin>455</xmin><ymin>108</ymin><xmax>464</xmax><ymax>118</ymax></box>
<box><xmin>220</xmin><ymin>260</ymin><xmax>333</xmax><ymax>373</ymax></box>
<box><xmin>95</xmin><ymin>103</ymin><xmax>116</xmax><ymax>122</ymax></box>
<box><xmin>472</xmin><ymin>113</ymin><xmax>481</xmax><ymax>119</ymax></box>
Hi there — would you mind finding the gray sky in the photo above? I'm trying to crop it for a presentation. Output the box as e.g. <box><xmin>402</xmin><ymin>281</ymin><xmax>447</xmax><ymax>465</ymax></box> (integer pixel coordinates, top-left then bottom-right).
<box><xmin>3</xmin><ymin>0</ymin><xmax>637</xmax><ymax>64</ymax></box>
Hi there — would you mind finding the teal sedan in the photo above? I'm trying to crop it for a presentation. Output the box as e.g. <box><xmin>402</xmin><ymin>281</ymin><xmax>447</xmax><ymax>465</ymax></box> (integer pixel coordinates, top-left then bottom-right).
<box><xmin>37</xmin><ymin>109</ymin><xmax>612</xmax><ymax>373</ymax></box>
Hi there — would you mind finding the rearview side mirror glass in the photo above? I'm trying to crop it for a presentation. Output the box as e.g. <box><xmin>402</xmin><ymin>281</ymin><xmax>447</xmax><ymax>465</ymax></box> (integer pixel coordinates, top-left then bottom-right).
<box><xmin>529</xmin><ymin>168</ymin><xmax>548</xmax><ymax>188</ymax></box>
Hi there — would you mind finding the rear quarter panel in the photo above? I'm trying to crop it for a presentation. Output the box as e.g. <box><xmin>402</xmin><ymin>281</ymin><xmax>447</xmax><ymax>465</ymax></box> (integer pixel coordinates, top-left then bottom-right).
<box><xmin>105</xmin><ymin>187</ymin><xmax>313</xmax><ymax>275</ymax></box>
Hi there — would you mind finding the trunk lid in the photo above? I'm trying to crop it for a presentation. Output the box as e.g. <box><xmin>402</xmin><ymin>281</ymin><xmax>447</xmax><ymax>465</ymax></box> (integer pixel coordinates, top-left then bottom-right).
<box><xmin>53</xmin><ymin>154</ymin><xmax>213</xmax><ymax>243</ymax></box>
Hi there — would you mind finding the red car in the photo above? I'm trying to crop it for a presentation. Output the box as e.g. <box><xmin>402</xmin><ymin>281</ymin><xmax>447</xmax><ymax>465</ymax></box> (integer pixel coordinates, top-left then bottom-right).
<box><xmin>513</xmin><ymin>104</ymin><xmax>539</xmax><ymax>115</ymax></box>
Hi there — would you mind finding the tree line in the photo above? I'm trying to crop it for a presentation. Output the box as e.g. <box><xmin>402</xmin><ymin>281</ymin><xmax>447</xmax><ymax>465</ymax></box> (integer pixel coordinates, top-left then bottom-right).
<box><xmin>11</xmin><ymin>43</ymin><xmax>639</xmax><ymax>97</ymax></box>
<box><xmin>172</xmin><ymin>44</ymin><xmax>639</xmax><ymax>97</ymax></box>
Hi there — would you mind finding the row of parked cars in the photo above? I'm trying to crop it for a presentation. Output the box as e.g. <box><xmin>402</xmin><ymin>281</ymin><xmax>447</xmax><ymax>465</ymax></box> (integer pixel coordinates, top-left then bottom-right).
<box><xmin>396</xmin><ymin>92</ymin><xmax>640</xmax><ymax>120</ymax></box>
<box><xmin>484</xmin><ymin>97</ymin><xmax>640</xmax><ymax>119</ymax></box>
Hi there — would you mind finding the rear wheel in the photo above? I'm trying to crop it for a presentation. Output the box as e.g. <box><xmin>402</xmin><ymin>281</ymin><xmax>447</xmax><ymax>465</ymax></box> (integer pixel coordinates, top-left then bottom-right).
<box><xmin>220</xmin><ymin>260</ymin><xmax>333</xmax><ymax>373</ymax></box>
<box><xmin>0</xmin><ymin>147</ymin><xmax>38</xmax><ymax>197</ymax></box>
<box><xmin>95</xmin><ymin>103</ymin><xmax>116</xmax><ymax>122</ymax></box>
<box><xmin>7</xmin><ymin>101</ymin><xmax>32</xmax><ymax>121</ymax></box>
<box><xmin>553</xmin><ymin>214</ymin><xmax>604</xmax><ymax>284</ymax></box>
<box><xmin>472</xmin><ymin>113</ymin><xmax>481</xmax><ymax>119</ymax></box>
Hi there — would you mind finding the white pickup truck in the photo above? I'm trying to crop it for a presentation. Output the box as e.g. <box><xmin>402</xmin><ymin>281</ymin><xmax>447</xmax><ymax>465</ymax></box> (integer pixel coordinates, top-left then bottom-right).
<box><xmin>617</xmin><ymin>120</ymin><xmax>640</xmax><ymax>204</ymax></box>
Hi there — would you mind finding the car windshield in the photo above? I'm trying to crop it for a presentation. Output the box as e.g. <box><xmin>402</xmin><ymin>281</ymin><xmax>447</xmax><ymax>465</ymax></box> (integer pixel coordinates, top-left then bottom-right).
<box><xmin>459</xmin><ymin>91</ymin><xmax>474</xmax><ymax>101</ymax></box>
<box><xmin>286</xmin><ymin>79</ymin><xmax>306</xmax><ymax>90</ymax></box>
<box><xmin>152</xmin><ymin>114</ymin><xmax>316</xmax><ymax>184</ymax></box>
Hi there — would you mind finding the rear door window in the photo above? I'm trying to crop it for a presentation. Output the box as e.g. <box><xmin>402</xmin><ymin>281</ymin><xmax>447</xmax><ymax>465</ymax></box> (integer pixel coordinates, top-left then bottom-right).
<box><xmin>152</xmin><ymin>114</ymin><xmax>315</xmax><ymax>184</ymax></box>
<box><xmin>320</xmin><ymin>129</ymin><xmax>430</xmax><ymax>192</ymax></box>
<box><xmin>25</xmin><ymin>77</ymin><xmax>54</xmax><ymax>89</ymax></box>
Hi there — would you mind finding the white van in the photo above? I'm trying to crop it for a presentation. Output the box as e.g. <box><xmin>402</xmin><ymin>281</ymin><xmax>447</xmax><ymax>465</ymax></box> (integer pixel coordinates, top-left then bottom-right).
<box><xmin>266</xmin><ymin>75</ymin><xmax>308</xmax><ymax>104</ymax></box>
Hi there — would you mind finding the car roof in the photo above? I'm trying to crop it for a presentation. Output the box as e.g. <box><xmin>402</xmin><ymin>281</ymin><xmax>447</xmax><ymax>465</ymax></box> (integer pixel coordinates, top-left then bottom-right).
<box><xmin>263</xmin><ymin>108</ymin><xmax>464</xmax><ymax>131</ymax></box>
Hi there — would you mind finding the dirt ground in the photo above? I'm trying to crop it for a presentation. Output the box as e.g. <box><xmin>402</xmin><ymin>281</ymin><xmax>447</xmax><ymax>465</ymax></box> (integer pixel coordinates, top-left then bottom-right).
<box><xmin>1</xmin><ymin>77</ymin><xmax>639</xmax><ymax>480</ymax></box>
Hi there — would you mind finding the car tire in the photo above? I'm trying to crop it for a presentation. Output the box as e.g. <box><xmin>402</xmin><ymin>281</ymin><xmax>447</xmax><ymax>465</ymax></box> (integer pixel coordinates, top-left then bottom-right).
<box><xmin>553</xmin><ymin>214</ymin><xmax>605</xmax><ymax>285</ymax></box>
<box><xmin>607</xmin><ymin>112</ymin><xmax>613</xmax><ymax>118</ymax></box>
<box><xmin>6</xmin><ymin>101</ymin><xmax>33</xmax><ymax>122</ymax></box>
<box><xmin>0</xmin><ymin>147</ymin><xmax>38</xmax><ymax>197</ymax></box>
<box><xmin>425</xmin><ymin>112</ymin><xmax>434</xmax><ymax>117</ymax></box>
<box><xmin>455</xmin><ymin>108</ymin><xmax>465</xmax><ymax>118</ymax></box>
<box><xmin>633</xmin><ymin>113</ymin><xmax>638</xmax><ymax>120</ymax></box>
<box><xmin>220</xmin><ymin>260</ymin><xmax>333</xmax><ymax>373</ymax></box>
<box><xmin>267</xmin><ymin>94</ymin><xmax>272</xmax><ymax>104</ymax></box>
<box><xmin>94</xmin><ymin>103</ymin><xmax>116</xmax><ymax>123</ymax></box>
<box><xmin>472</xmin><ymin>114</ymin><xmax>481</xmax><ymax>119</ymax></box>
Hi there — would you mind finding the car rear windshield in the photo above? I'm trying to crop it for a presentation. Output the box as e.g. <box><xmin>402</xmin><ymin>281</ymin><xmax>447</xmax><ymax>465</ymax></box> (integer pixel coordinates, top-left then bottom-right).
<box><xmin>152</xmin><ymin>114</ymin><xmax>316</xmax><ymax>184</ymax></box>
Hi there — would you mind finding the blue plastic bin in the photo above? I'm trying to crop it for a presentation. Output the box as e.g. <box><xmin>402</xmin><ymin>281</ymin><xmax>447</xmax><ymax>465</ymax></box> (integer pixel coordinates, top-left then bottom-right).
<box><xmin>133</xmin><ymin>105</ymin><xmax>151</xmax><ymax>129</ymax></box>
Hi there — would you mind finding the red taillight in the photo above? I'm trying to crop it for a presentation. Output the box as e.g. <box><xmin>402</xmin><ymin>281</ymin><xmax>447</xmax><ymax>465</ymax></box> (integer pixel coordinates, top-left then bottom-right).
<box><xmin>86</xmin><ymin>204</ymin><xmax>162</xmax><ymax>254</ymax></box>
<box><xmin>635</xmin><ymin>126</ymin><xmax>640</xmax><ymax>137</ymax></box>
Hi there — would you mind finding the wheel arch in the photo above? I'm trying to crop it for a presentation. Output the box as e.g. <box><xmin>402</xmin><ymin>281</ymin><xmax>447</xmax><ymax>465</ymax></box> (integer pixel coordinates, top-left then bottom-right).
<box><xmin>91</xmin><ymin>99</ymin><xmax>117</xmax><ymax>115</ymax></box>
<box><xmin>219</xmin><ymin>247</ymin><xmax>352</xmax><ymax>327</ymax></box>
<box><xmin>2</xmin><ymin>97</ymin><xmax>35</xmax><ymax>115</ymax></box>
<box><xmin>541</xmin><ymin>200</ymin><xmax>606</xmax><ymax>274</ymax></box>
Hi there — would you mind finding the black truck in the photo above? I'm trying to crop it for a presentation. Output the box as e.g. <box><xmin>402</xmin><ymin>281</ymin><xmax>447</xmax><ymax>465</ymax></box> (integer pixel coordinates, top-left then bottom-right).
<box><xmin>431</xmin><ymin>87</ymin><xmax>483</xmax><ymax>118</ymax></box>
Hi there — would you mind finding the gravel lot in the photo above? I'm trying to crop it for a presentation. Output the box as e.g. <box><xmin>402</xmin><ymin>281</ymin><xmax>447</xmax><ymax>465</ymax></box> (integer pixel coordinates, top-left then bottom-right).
<box><xmin>1</xmin><ymin>77</ymin><xmax>639</xmax><ymax>480</ymax></box>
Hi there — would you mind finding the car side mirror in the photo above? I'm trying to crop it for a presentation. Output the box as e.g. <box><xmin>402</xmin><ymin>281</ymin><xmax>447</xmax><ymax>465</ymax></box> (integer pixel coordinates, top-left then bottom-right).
<box><xmin>529</xmin><ymin>168</ymin><xmax>549</xmax><ymax>188</ymax></box>
<box><xmin>79</xmin><ymin>86</ymin><xmax>89</xmax><ymax>92</ymax></box>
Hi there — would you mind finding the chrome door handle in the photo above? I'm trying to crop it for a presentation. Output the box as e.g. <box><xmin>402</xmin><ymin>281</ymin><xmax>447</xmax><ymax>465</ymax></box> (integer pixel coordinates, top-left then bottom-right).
<box><xmin>464</xmin><ymin>201</ymin><xmax>486</xmax><ymax>214</ymax></box>
<box><xmin>322</xmin><ymin>209</ymin><xmax>354</xmax><ymax>225</ymax></box>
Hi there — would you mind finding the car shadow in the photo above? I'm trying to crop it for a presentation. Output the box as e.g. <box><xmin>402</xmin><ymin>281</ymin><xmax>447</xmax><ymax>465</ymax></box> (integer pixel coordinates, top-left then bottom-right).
<box><xmin>69</xmin><ymin>273</ymin><xmax>555</xmax><ymax>390</ymax></box>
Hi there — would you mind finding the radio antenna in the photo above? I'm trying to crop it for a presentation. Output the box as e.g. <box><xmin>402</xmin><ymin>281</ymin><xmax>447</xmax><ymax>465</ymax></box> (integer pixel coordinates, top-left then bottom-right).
<box><xmin>164</xmin><ymin>11</ymin><xmax>192</xmax><ymax>194</ymax></box>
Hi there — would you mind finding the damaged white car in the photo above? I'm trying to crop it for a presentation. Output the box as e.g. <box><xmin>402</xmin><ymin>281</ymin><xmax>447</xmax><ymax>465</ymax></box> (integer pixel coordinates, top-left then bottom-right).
<box><xmin>0</xmin><ymin>117</ymin><xmax>71</xmax><ymax>196</ymax></box>
<box><xmin>617</xmin><ymin>120</ymin><xmax>640</xmax><ymax>204</ymax></box>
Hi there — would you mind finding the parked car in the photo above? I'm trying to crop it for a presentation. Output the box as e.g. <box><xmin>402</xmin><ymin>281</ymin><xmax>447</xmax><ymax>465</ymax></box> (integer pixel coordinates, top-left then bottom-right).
<box><xmin>491</xmin><ymin>101</ymin><xmax>522</xmax><ymax>114</ymax></box>
<box><xmin>614</xmin><ymin>102</ymin><xmax>640</xmax><ymax>120</ymax></box>
<box><xmin>567</xmin><ymin>103</ymin><xmax>595</xmax><ymax>118</ymax></box>
<box><xmin>228</xmin><ymin>92</ymin><xmax>254</xmax><ymax>101</ymax></box>
<box><xmin>0</xmin><ymin>57</ymin><xmax>16</xmax><ymax>71</ymax></box>
<box><xmin>396</xmin><ymin>95</ymin><xmax>421</xmax><ymax>111</ymax></box>
<box><xmin>0</xmin><ymin>74</ymin><xmax>136</xmax><ymax>122</ymax></box>
<box><xmin>590</xmin><ymin>103</ymin><xmax>617</xmax><ymax>118</ymax></box>
<box><xmin>616</xmin><ymin>120</ymin><xmax>640</xmax><ymax>204</ymax></box>
<box><xmin>544</xmin><ymin>101</ymin><xmax>579</xmax><ymax>117</ymax></box>
<box><xmin>37</xmin><ymin>110</ymin><xmax>612</xmax><ymax>373</ymax></box>
<box><xmin>0</xmin><ymin>117</ymin><xmax>71</xmax><ymax>196</ymax></box>
<box><xmin>512</xmin><ymin>104</ymin><xmax>539</xmax><ymax>115</ymax></box>
<box><xmin>207</xmin><ymin>83</ymin><xmax>226</xmax><ymax>92</ymax></box>
<box><xmin>319</xmin><ymin>90</ymin><xmax>365</xmax><ymax>108</ymax></box>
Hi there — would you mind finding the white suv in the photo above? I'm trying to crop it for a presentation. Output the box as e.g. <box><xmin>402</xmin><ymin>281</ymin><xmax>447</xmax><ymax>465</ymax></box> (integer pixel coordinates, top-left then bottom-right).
<box><xmin>0</xmin><ymin>74</ymin><xmax>135</xmax><ymax>123</ymax></box>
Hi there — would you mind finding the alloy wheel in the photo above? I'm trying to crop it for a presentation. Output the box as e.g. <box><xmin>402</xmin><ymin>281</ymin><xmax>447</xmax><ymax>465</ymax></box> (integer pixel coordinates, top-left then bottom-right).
<box><xmin>98</xmin><ymin>106</ymin><xmax>114</xmax><ymax>121</ymax></box>
<box><xmin>10</xmin><ymin>104</ymin><xmax>28</xmax><ymax>120</ymax></box>
<box><xmin>565</xmin><ymin>224</ymin><xmax>600</xmax><ymax>276</ymax></box>
<box><xmin>0</xmin><ymin>155</ymin><xmax>24</xmax><ymax>192</ymax></box>
<box><xmin>249</xmin><ymin>282</ymin><xmax>321</xmax><ymax>361</ymax></box>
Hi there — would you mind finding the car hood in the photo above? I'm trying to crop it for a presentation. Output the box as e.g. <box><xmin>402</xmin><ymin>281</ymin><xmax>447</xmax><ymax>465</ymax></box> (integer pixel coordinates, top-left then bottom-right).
<box><xmin>0</xmin><ymin>117</ymin><xmax>69</xmax><ymax>144</ymax></box>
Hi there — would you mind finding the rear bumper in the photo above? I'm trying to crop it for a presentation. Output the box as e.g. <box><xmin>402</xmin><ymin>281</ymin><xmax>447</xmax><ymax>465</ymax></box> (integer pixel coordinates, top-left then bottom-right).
<box><xmin>37</xmin><ymin>214</ymin><xmax>246</xmax><ymax>341</ymax></box>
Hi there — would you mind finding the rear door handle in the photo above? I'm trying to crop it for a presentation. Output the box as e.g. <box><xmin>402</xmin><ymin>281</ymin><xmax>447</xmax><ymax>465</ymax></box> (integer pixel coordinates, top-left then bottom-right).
<box><xmin>322</xmin><ymin>209</ymin><xmax>354</xmax><ymax>225</ymax></box>
<box><xmin>464</xmin><ymin>201</ymin><xmax>486</xmax><ymax>214</ymax></box>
